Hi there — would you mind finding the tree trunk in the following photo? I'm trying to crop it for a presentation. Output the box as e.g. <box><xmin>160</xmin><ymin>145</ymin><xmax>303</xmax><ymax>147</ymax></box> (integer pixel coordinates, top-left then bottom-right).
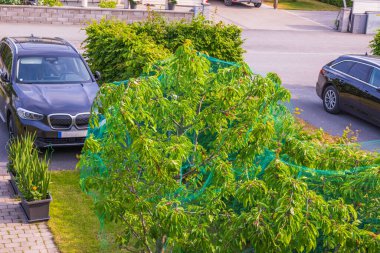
<box><xmin>155</xmin><ymin>235</ymin><xmax>167</xmax><ymax>253</ymax></box>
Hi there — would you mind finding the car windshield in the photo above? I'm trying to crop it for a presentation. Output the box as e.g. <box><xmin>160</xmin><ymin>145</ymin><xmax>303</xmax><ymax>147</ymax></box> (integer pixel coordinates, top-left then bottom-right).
<box><xmin>16</xmin><ymin>56</ymin><xmax>92</xmax><ymax>84</ymax></box>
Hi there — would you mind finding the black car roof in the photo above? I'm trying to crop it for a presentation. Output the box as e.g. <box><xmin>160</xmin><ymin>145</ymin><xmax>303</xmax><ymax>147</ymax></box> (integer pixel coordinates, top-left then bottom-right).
<box><xmin>336</xmin><ymin>54</ymin><xmax>380</xmax><ymax>67</ymax></box>
<box><xmin>5</xmin><ymin>36</ymin><xmax>78</xmax><ymax>55</ymax></box>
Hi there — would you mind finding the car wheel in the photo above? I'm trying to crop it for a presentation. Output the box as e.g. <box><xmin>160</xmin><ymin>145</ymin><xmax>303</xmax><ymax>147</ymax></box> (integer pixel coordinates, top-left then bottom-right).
<box><xmin>224</xmin><ymin>0</ymin><xmax>232</xmax><ymax>6</ymax></box>
<box><xmin>323</xmin><ymin>86</ymin><xmax>340</xmax><ymax>114</ymax></box>
<box><xmin>7</xmin><ymin>114</ymin><xmax>18</xmax><ymax>140</ymax></box>
<box><xmin>254</xmin><ymin>3</ymin><xmax>262</xmax><ymax>7</ymax></box>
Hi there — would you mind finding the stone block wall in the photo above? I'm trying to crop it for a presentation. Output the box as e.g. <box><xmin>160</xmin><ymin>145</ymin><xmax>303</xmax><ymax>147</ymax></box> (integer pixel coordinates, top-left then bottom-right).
<box><xmin>0</xmin><ymin>5</ymin><xmax>193</xmax><ymax>25</ymax></box>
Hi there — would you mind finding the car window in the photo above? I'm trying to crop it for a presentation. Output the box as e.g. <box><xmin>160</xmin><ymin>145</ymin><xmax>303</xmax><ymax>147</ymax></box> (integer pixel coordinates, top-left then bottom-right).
<box><xmin>332</xmin><ymin>61</ymin><xmax>355</xmax><ymax>74</ymax></box>
<box><xmin>0</xmin><ymin>43</ymin><xmax>4</xmax><ymax>70</ymax></box>
<box><xmin>0</xmin><ymin>44</ymin><xmax>12</xmax><ymax>75</ymax></box>
<box><xmin>16</xmin><ymin>56</ymin><xmax>92</xmax><ymax>84</ymax></box>
<box><xmin>348</xmin><ymin>63</ymin><xmax>372</xmax><ymax>82</ymax></box>
<box><xmin>369</xmin><ymin>67</ymin><xmax>380</xmax><ymax>88</ymax></box>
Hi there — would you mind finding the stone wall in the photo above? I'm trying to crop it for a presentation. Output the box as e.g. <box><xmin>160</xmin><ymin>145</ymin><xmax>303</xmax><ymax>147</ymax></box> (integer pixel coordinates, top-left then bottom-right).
<box><xmin>0</xmin><ymin>5</ymin><xmax>194</xmax><ymax>25</ymax></box>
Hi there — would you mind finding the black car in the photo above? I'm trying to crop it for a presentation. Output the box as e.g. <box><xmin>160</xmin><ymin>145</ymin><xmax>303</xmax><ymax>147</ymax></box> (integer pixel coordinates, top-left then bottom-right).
<box><xmin>316</xmin><ymin>55</ymin><xmax>380</xmax><ymax>127</ymax></box>
<box><xmin>0</xmin><ymin>36</ymin><xmax>100</xmax><ymax>147</ymax></box>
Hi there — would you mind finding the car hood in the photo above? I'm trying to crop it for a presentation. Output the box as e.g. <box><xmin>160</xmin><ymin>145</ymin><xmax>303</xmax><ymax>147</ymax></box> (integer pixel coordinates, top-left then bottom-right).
<box><xmin>14</xmin><ymin>83</ymin><xmax>99</xmax><ymax>115</ymax></box>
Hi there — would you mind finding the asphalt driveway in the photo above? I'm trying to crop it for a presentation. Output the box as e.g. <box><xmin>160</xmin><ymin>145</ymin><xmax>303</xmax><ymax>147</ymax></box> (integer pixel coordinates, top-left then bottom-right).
<box><xmin>0</xmin><ymin>3</ymin><xmax>378</xmax><ymax>169</ymax></box>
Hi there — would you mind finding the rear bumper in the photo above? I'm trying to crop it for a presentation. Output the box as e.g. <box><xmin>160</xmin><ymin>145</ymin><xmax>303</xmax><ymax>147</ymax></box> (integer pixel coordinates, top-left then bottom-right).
<box><xmin>316</xmin><ymin>72</ymin><xmax>327</xmax><ymax>99</ymax></box>
<box><xmin>316</xmin><ymin>82</ymin><xmax>323</xmax><ymax>99</ymax></box>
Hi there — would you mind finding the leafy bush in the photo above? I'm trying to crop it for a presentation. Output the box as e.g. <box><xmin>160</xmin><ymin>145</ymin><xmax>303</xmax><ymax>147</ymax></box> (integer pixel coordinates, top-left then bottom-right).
<box><xmin>41</xmin><ymin>0</ymin><xmax>63</xmax><ymax>6</ymax></box>
<box><xmin>79</xmin><ymin>42</ymin><xmax>380</xmax><ymax>252</ymax></box>
<box><xmin>8</xmin><ymin>134</ymin><xmax>51</xmax><ymax>201</ymax></box>
<box><xmin>0</xmin><ymin>0</ymin><xmax>22</xmax><ymax>5</ymax></box>
<box><xmin>84</xmin><ymin>19</ymin><xmax>170</xmax><ymax>83</ymax></box>
<box><xmin>84</xmin><ymin>16</ymin><xmax>244</xmax><ymax>82</ymax></box>
<box><xmin>319</xmin><ymin>0</ymin><xmax>352</xmax><ymax>7</ymax></box>
<box><xmin>98</xmin><ymin>0</ymin><xmax>117</xmax><ymax>8</ymax></box>
<box><xmin>370</xmin><ymin>30</ymin><xmax>380</xmax><ymax>56</ymax></box>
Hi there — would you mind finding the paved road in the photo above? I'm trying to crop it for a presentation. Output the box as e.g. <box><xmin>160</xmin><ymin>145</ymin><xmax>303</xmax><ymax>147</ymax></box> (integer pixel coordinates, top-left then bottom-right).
<box><xmin>0</xmin><ymin>3</ymin><xmax>379</xmax><ymax>169</ymax></box>
<box><xmin>212</xmin><ymin>1</ymin><xmax>379</xmax><ymax>144</ymax></box>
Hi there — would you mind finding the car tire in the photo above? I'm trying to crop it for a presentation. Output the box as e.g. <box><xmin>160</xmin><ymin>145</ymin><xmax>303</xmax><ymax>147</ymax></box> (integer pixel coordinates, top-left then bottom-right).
<box><xmin>7</xmin><ymin>113</ymin><xmax>18</xmax><ymax>140</ymax></box>
<box><xmin>224</xmin><ymin>0</ymin><xmax>232</xmax><ymax>6</ymax></box>
<box><xmin>254</xmin><ymin>3</ymin><xmax>262</xmax><ymax>7</ymax></box>
<box><xmin>323</xmin><ymin>86</ymin><xmax>340</xmax><ymax>114</ymax></box>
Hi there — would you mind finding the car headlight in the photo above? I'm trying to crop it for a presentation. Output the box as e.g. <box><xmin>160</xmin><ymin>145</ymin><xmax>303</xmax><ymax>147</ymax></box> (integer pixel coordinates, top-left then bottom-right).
<box><xmin>17</xmin><ymin>108</ymin><xmax>44</xmax><ymax>121</ymax></box>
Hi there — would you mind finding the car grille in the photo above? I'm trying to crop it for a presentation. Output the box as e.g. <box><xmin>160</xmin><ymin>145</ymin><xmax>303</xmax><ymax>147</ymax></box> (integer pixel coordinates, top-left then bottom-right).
<box><xmin>75</xmin><ymin>114</ymin><xmax>90</xmax><ymax>129</ymax></box>
<box><xmin>48</xmin><ymin>115</ymin><xmax>72</xmax><ymax>129</ymax></box>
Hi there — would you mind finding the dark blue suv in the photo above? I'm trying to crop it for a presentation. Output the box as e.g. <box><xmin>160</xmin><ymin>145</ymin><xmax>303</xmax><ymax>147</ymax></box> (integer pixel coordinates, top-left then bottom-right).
<box><xmin>0</xmin><ymin>36</ymin><xmax>100</xmax><ymax>147</ymax></box>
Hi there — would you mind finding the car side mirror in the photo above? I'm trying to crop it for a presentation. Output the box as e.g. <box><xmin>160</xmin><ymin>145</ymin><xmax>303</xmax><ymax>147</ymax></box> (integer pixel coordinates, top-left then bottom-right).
<box><xmin>0</xmin><ymin>72</ymin><xmax>9</xmax><ymax>82</ymax></box>
<box><xmin>94</xmin><ymin>71</ymin><xmax>101</xmax><ymax>81</ymax></box>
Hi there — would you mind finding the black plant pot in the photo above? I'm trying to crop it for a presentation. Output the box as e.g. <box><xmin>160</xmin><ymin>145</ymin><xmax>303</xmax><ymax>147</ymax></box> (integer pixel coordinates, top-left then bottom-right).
<box><xmin>130</xmin><ymin>2</ymin><xmax>137</xmax><ymax>9</ymax></box>
<box><xmin>20</xmin><ymin>194</ymin><xmax>52</xmax><ymax>223</ymax></box>
<box><xmin>168</xmin><ymin>2</ymin><xmax>176</xmax><ymax>10</ymax></box>
<box><xmin>9</xmin><ymin>172</ymin><xmax>20</xmax><ymax>196</ymax></box>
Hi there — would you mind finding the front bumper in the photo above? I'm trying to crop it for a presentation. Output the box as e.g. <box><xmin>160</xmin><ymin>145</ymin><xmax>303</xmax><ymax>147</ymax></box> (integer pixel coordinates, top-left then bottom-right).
<box><xmin>17</xmin><ymin>119</ymin><xmax>87</xmax><ymax>148</ymax></box>
<box><xmin>233</xmin><ymin>0</ymin><xmax>262</xmax><ymax>3</ymax></box>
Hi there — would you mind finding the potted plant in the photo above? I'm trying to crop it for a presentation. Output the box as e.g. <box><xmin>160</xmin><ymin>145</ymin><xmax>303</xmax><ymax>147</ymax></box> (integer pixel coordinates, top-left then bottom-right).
<box><xmin>129</xmin><ymin>0</ymin><xmax>137</xmax><ymax>9</ymax></box>
<box><xmin>9</xmin><ymin>133</ymin><xmax>52</xmax><ymax>222</ymax></box>
<box><xmin>7</xmin><ymin>134</ymin><xmax>35</xmax><ymax>196</ymax></box>
<box><xmin>168</xmin><ymin>0</ymin><xmax>177</xmax><ymax>10</ymax></box>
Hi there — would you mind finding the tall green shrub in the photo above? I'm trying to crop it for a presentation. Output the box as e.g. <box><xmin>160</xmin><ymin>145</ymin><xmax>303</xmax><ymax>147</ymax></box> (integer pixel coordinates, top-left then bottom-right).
<box><xmin>84</xmin><ymin>16</ymin><xmax>244</xmax><ymax>82</ymax></box>
<box><xmin>84</xmin><ymin>19</ymin><xmax>170</xmax><ymax>83</ymax></box>
<box><xmin>370</xmin><ymin>30</ymin><xmax>380</xmax><ymax>56</ymax></box>
<box><xmin>131</xmin><ymin>15</ymin><xmax>245</xmax><ymax>62</ymax></box>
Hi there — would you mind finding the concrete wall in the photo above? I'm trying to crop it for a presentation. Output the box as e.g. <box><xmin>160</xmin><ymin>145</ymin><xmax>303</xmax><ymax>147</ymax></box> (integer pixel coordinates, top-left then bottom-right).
<box><xmin>0</xmin><ymin>5</ymin><xmax>193</xmax><ymax>25</ymax></box>
<box><xmin>353</xmin><ymin>0</ymin><xmax>380</xmax><ymax>14</ymax></box>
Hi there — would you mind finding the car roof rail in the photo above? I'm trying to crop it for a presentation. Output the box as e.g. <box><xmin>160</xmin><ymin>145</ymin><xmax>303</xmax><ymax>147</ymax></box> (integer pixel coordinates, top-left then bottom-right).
<box><xmin>5</xmin><ymin>37</ymin><xmax>18</xmax><ymax>54</ymax></box>
<box><xmin>8</xmin><ymin>36</ymin><xmax>79</xmax><ymax>54</ymax></box>
<box><xmin>53</xmin><ymin>37</ymin><xmax>79</xmax><ymax>53</ymax></box>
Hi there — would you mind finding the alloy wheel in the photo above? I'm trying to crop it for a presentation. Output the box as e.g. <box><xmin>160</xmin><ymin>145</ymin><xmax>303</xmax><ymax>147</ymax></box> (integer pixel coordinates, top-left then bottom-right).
<box><xmin>324</xmin><ymin>90</ymin><xmax>336</xmax><ymax>110</ymax></box>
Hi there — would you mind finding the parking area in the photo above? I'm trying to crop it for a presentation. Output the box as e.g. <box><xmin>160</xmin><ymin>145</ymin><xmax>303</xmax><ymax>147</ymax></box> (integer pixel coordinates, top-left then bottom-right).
<box><xmin>0</xmin><ymin>2</ymin><xmax>378</xmax><ymax>169</ymax></box>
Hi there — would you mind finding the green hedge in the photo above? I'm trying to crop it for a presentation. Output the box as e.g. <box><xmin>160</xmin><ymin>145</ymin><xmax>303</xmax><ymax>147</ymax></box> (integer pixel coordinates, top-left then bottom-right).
<box><xmin>319</xmin><ymin>0</ymin><xmax>352</xmax><ymax>7</ymax></box>
<box><xmin>0</xmin><ymin>0</ymin><xmax>21</xmax><ymax>4</ymax></box>
<box><xmin>130</xmin><ymin>15</ymin><xmax>245</xmax><ymax>63</ymax></box>
<box><xmin>84</xmin><ymin>19</ymin><xmax>170</xmax><ymax>83</ymax></box>
<box><xmin>84</xmin><ymin>16</ymin><xmax>245</xmax><ymax>82</ymax></box>
<box><xmin>370</xmin><ymin>30</ymin><xmax>380</xmax><ymax>56</ymax></box>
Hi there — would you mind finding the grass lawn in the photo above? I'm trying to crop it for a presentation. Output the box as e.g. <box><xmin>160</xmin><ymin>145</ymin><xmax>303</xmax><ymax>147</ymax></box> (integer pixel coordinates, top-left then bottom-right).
<box><xmin>48</xmin><ymin>170</ymin><xmax>124</xmax><ymax>253</ymax></box>
<box><xmin>264</xmin><ymin>0</ymin><xmax>340</xmax><ymax>11</ymax></box>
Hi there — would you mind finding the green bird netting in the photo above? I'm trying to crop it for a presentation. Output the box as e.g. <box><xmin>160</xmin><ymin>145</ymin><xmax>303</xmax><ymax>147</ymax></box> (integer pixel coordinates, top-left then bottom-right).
<box><xmin>79</xmin><ymin>50</ymin><xmax>380</xmax><ymax>252</ymax></box>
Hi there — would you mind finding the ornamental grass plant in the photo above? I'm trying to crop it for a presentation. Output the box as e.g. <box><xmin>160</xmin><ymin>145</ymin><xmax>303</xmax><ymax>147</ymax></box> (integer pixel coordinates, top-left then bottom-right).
<box><xmin>8</xmin><ymin>133</ymin><xmax>51</xmax><ymax>201</ymax></box>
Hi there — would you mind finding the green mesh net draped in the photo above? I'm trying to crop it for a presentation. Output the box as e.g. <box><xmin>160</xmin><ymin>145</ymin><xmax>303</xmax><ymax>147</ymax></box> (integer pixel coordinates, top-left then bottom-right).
<box><xmin>79</xmin><ymin>53</ymin><xmax>380</xmax><ymax>251</ymax></box>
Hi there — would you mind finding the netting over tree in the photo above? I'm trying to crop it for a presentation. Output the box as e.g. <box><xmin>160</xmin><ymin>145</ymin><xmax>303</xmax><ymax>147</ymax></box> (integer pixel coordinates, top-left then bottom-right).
<box><xmin>79</xmin><ymin>42</ymin><xmax>380</xmax><ymax>252</ymax></box>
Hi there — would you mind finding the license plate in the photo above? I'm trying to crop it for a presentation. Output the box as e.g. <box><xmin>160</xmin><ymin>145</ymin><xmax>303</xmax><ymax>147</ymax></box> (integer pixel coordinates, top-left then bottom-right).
<box><xmin>58</xmin><ymin>130</ymin><xmax>88</xmax><ymax>138</ymax></box>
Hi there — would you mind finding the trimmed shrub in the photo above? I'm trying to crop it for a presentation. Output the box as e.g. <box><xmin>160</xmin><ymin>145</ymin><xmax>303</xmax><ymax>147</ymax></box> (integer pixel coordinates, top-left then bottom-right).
<box><xmin>0</xmin><ymin>0</ymin><xmax>22</xmax><ymax>4</ymax></box>
<box><xmin>84</xmin><ymin>16</ymin><xmax>245</xmax><ymax>82</ymax></box>
<box><xmin>319</xmin><ymin>0</ymin><xmax>352</xmax><ymax>7</ymax></box>
<box><xmin>131</xmin><ymin>15</ymin><xmax>245</xmax><ymax>62</ymax></box>
<box><xmin>41</xmin><ymin>0</ymin><xmax>63</xmax><ymax>6</ymax></box>
<box><xmin>98</xmin><ymin>0</ymin><xmax>117</xmax><ymax>8</ymax></box>
<box><xmin>370</xmin><ymin>30</ymin><xmax>380</xmax><ymax>56</ymax></box>
<box><xmin>84</xmin><ymin>19</ymin><xmax>170</xmax><ymax>82</ymax></box>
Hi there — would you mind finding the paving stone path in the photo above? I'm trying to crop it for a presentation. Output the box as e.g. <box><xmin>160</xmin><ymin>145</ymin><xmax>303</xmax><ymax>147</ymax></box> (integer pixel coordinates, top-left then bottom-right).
<box><xmin>0</xmin><ymin>162</ymin><xmax>59</xmax><ymax>253</ymax></box>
